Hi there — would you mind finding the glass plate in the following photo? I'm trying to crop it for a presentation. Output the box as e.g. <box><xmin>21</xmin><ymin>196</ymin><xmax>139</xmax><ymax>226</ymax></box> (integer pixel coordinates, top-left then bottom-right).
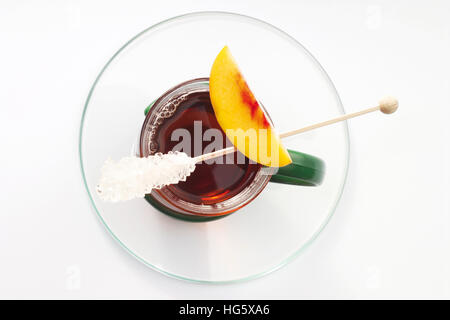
<box><xmin>79</xmin><ymin>12</ymin><xmax>349</xmax><ymax>283</ymax></box>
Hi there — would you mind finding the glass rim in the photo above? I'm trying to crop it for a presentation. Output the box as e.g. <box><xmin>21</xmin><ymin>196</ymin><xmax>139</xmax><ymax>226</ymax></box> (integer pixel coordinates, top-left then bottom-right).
<box><xmin>140</xmin><ymin>77</ymin><xmax>274</xmax><ymax>216</ymax></box>
<box><xmin>79</xmin><ymin>11</ymin><xmax>350</xmax><ymax>284</ymax></box>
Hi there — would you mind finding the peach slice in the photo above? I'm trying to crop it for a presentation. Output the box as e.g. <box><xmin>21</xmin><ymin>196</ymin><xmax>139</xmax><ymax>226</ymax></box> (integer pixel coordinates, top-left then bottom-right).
<box><xmin>209</xmin><ymin>46</ymin><xmax>292</xmax><ymax>167</ymax></box>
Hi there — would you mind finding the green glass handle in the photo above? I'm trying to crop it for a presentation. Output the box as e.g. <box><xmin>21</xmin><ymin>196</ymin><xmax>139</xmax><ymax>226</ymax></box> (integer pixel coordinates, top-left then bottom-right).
<box><xmin>145</xmin><ymin>102</ymin><xmax>325</xmax><ymax>187</ymax></box>
<box><xmin>270</xmin><ymin>149</ymin><xmax>325</xmax><ymax>186</ymax></box>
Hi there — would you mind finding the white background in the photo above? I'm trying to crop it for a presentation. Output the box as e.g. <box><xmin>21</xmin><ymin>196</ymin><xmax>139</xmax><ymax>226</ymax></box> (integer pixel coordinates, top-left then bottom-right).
<box><xmin>1</xmin><ymin>0</ymin><xmax>449</xmax><ymax>299</ymax></box>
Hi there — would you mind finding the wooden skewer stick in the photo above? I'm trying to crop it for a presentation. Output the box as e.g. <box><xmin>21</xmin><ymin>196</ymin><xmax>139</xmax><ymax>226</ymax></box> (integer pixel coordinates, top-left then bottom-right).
<box><xmin>194</xmin><ymin>96</ymin><xmax>398</xmax><ymax>163</ymax></box>
<box><xmin>195</xmin><ymin>146</ymin><xmax>236</xmax><ymax>162</ymax></box>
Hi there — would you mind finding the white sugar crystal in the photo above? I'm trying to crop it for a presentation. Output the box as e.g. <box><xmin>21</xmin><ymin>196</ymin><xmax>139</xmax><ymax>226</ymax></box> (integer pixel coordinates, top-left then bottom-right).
<box><xmin>96</xmin><ymin>151</ymin><xmax>196</xmax><ymax>202</ymax></box>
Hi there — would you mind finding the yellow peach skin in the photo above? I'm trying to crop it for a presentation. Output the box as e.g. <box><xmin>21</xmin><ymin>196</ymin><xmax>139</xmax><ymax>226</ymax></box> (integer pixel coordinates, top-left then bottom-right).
<box><xmin>209</xmin><ymin>46</ymin><xmax>292</xmax><ymax>167</ymax></box>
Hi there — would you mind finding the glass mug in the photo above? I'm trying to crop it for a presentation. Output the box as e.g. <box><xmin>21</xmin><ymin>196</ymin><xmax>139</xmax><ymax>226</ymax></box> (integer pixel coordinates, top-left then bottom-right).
<box><xmin>139</xmin><ymin>78</ymin><xmax>324</xmax><ymax>221</ymax></box>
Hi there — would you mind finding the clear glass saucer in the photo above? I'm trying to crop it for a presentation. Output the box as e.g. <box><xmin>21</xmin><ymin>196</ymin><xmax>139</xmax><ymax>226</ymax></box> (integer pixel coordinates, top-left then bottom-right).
<box><xmin>79</xmin><ymin>12</ymin><xmax>349</xmax><ymax>283</ymax></box>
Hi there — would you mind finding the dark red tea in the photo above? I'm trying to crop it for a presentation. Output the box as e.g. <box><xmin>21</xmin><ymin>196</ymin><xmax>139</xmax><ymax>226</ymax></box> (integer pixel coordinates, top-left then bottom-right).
<box><xmin>152</xmin><ymin>90</ymin><xmax>261</xmax><ymax>205</ymax></box>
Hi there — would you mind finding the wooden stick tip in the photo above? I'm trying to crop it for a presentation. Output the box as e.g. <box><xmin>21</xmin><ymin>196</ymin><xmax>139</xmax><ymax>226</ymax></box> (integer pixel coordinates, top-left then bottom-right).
<box><xmin>379</xmin><ymin>96</ymin><xmax>399</xmax><ymax>114</ymax></box>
